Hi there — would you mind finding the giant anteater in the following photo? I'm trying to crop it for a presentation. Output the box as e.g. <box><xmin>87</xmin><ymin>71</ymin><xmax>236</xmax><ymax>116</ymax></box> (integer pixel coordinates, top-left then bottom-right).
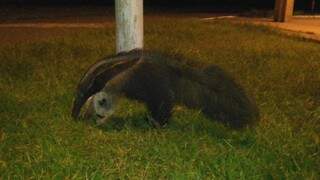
<box><xmin>72</xmin><ymin>49</ymin><xmax>259</xmax><ymax>128</ymax></box>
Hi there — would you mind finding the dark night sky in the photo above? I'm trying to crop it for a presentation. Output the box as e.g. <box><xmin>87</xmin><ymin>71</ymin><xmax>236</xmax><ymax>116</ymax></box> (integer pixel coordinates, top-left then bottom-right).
<box><xmin>0</xmin><ymin>0</ymin><xmax>315</xmax><ymax>11</ymax></box>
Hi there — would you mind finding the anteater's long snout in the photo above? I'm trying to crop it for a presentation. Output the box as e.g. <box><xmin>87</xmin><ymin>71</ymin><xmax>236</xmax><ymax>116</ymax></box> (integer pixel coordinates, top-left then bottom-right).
<box><xmin>71</xmin><ymin>94</ymin><xmax>86</xmax><ymax>119</ymax></box>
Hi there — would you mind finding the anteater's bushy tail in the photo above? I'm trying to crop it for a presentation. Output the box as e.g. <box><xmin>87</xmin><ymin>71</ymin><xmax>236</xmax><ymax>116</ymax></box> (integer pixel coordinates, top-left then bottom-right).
<box><xmin>174</xmin><ymin>64</ymin><xmax>259</xmax><ymax>129</ymax></box>
<box><xmin>202</xmin><ymin>65</ymin><xmax>259</xmax><ymax>128</ymax></box>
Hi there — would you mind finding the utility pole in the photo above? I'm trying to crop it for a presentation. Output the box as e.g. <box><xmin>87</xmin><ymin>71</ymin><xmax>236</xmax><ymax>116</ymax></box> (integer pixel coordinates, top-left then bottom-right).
<box><xmin>115</xmin><ymin>0</ymin><xmax>144</xmax><ymax>53</ymax></box>
<box><xmin>311</xmin><ymin>0</ymin><xmax>316</xmax><ymax>14</ymax></box>
<box><xmin>274</xmin><ymin>0</ymin><xmax>295</xmax><ymax>22</ymax></box>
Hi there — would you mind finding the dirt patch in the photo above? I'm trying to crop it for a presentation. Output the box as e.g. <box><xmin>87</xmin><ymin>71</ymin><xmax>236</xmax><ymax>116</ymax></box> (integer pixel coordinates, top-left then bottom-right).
<box><xmin>0</xmin><ymin>22</ymin><xmax>112</xmax><ymax>28</ymax></box>
<box><xmin>0</xmin><ymin>27</ymin><xmax>94</xmax><ymax>45</ymax></box>
<box><xmin>0</xmin><ymin>6</ymin><xmax>116</xmax><ymax>45</ymax></box>
<box><xmin>0</xmin><ymin>6</ymin><xmax>114</xmax><ymax>23</ymax></box>
<box><xmin>202</xmin><ymin>16</ymin><xmax>320</xmax><ymax>42</ymax></box>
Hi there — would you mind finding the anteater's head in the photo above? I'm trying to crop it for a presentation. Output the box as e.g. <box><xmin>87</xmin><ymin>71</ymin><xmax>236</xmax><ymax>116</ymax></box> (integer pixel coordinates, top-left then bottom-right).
<box><xmin>92</xmin><ymin>91</ymin><xmax>119</xmax><ymax>125</ymax></box>
<box><xmin>72</xmin><ymin>49</ymin><xmax>142</xmax><ymax>119</ymax></box>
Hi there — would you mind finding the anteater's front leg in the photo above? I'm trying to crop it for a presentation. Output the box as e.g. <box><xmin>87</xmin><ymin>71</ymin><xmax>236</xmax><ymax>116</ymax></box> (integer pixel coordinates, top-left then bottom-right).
<box><xmin>146</xmin><ymin>98</ymin><xmax>173</xmax><ymax>128</ymax></box>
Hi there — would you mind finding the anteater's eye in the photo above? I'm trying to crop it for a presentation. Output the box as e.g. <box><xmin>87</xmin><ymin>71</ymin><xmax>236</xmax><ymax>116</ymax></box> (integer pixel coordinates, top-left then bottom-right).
<box><xmin>99</xmin><ymin>98</ymin><xmax>107</xmax><ymax>106</ymax></box>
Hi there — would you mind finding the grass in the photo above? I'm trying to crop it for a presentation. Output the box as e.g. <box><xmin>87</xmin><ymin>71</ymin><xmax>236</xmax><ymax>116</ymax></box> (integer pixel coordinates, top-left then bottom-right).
<box><xmin>0</xmin><ymin>17</ymin><xmax>319</xmax><ymax>179</ymax></box>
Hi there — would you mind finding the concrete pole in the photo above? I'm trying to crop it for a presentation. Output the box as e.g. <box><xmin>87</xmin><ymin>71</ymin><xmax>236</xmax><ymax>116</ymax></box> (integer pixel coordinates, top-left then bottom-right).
<box><xmin>115</xmin><ymin>0</ymin><xmax>144</xmax><ymax>53</ymax></box>
<box><xmin>274</xmin><ymin>0</ymin><xmax>295</xmax><ymax>22</ymax></box>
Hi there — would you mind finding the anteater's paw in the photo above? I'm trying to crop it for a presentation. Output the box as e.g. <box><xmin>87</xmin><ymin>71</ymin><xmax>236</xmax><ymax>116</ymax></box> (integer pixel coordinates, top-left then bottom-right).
<box><xmin>147</xmin><ymin>116</ymin><xmax>168</xmax><ymax>129</ymax></box>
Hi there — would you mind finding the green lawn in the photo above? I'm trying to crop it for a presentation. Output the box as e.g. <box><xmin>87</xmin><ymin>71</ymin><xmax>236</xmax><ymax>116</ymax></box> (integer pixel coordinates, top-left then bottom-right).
<box><xmin>0</xmin><ymin>18</ymin><xmax>319</xmax><ymax>179</ymax></box>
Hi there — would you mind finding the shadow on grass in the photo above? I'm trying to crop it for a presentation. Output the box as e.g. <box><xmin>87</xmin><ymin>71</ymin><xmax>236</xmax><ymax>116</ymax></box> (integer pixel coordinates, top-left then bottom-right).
<box><xmin>88</xmin><ymin>115</ymin><xmax>153</xmax><ymax>132</ymax></box>
<box><xmin>84</xmin><ymin>110</ymin><xmax>258</xmax><ymax>149</ymax></box>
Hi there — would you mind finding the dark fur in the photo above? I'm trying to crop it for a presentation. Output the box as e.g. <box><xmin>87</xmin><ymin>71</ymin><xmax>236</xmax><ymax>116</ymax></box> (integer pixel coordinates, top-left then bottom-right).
<box><xmin>72</xmin><ymin>50</ymin><xmax>142</xmax><ymax>118</ymax></box>
<box><xmin>98</xmin><ymin>51</ymin><xmax>259</xmax><ymax>128</ymax></box>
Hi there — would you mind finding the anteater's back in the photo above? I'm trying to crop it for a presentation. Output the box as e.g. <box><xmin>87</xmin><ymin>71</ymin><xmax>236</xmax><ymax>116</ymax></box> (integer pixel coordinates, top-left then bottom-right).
<box><xmin>110</xmin><ymin>52</ymin><xmax>259</xmax><ymax>128</ymax></box>
<box><xmin>143</xmin><ymin>52</ymin><xmax>259</xmax><ymax>128</ymax></box>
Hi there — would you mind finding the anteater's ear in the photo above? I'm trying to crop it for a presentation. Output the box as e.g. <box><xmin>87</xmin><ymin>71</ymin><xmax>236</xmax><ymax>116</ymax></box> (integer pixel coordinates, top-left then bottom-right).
<box><xmin>71</xmin><ymin>49</ymin><xmax>142</xmax><ymax>119</ymax></box>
